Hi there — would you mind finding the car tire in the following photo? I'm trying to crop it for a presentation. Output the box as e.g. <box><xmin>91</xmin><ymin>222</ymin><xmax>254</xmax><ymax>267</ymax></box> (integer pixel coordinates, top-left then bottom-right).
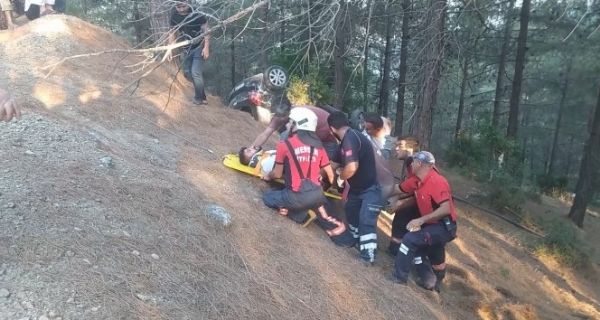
<box><xmin>263</xmin><ymin>66</ymin><xmax>288</xmax><ymax>91</ymax></box>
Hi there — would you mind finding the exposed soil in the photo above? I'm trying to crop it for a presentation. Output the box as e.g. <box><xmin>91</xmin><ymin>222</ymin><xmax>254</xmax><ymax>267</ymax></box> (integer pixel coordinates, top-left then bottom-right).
<box><xmin>1</xmin><ymin>15</ymin><xmax>598</xmax><ymax>320</ymax></box>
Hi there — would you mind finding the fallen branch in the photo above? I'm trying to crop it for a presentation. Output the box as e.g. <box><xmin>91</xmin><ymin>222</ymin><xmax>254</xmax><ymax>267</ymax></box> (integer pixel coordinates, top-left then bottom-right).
<box><xmin>42</xmin><ymin>0</ymin><xmax>270</xmax><ymax>77</ymax></box>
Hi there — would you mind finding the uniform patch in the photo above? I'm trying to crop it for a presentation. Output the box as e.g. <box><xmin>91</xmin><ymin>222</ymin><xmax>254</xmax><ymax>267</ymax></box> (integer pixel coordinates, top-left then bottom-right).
<box><xmin>344</xmin><ymin>149</ymin><xmax>353</xmax><ymax>157</ymax></box>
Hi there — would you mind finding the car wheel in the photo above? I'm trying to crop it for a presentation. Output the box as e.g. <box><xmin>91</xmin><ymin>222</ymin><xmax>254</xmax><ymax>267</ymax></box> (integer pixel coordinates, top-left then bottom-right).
<box><xmin>263</xmin><ymin>66</ymin><xmax>288</xmax><ymax>91</ymax></box>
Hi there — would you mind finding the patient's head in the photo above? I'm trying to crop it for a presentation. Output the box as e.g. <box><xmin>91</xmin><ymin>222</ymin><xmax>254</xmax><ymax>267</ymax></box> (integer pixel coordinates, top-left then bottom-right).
<box><xmin>239</xmin><ymin>147</ymin><xmax>260</xmax><ymax>166</ymax></box>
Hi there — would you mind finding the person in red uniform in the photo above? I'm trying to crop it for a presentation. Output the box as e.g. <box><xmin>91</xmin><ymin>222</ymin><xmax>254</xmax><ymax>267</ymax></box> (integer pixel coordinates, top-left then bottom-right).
<box><xmin>391</xmin><ymin>151</ymin><xmax>457</xmax><ymax>291</ymax></box>
<box><xmin>261</xmin><ymin>107</ymin><xmax>343</xmax><ymax>229</ymax></box>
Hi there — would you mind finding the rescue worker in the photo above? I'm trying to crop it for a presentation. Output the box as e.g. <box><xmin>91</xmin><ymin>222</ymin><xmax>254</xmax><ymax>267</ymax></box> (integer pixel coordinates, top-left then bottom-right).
<box><xmin>261</xmin><ymin>107</ymin><xmax>345</xmax><ymax>236</ymax></box>
<box><xmin>327</xmin><ymin>111</ymin><xmax>383</xmax><ymax>264</ymax></box>
<box><xmin>391</xmin><ymin>151</ymin><xmax>458</xmax><ymax>291</ymax></box>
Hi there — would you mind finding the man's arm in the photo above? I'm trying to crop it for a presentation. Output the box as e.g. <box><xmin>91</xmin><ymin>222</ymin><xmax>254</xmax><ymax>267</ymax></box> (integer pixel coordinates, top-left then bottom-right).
<box><xmin>250</xmin><ymin>118</ymin><xmax>281</xmax><ymax>149</ymax></box>
<box><xmin>201</xmin><ymin>21</ymin><xmax>210</xmax><ymax>59</ymax></box>
<box><xmin>406</xmin><ymin>201</ymin><xmax>451</xmax><ymax>231</ymax></box>
<box><xmin>323</xmin><ymin>164</ymin><xmax>334</xmax><ymax>184</ymax></box>
<box><xmin>164</xmin><ymin>29</ymin><xmax>177</xmax><ymax>61</ymax></box>
<box><xmin>0</xmin><ymin>89</ymin><xmax>21</xmax><ymax>122</ymax></box>
<box><xmin>264</xmin><ymin>163</ymin><xmax>283</xmax><ymax>181</ymax></box>
<box><xmin>339</xmin><ymin>161</ymin><xmax>358</xmax><ymax>180</ymax></box>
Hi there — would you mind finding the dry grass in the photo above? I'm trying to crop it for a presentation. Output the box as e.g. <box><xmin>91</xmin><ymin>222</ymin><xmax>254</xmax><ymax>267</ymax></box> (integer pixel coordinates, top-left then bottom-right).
<box><xmin>1</xmin><ymin>15</ymin><xmax>599</xmax><ymax>320</ymax></box>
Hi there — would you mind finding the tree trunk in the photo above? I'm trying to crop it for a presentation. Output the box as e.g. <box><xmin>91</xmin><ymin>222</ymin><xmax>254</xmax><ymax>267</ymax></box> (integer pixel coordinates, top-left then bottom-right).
<box><xmin>230</xmin><ymin>28</ymin><xmax>236</xmax><ymax>89</ymax></box>
<box><xmin>149</xmin><ymin>0</ymin><xmax>171</xmax><ymax>45</ymax></box>
<box><xmin>569</xmin><ymin>87</ymin><xmax>600</xmax><ymax>227</ymax></box>
<box><xmin>333</xmin><ymin>0</ymin><xmax>348</xmax><ymax>109</ymax></box>
<box><xmin>362</xmin><ymin>0</ymin><xmax>373</xmax><ymax>111</ymax></box>
<box><xmin>564</xmin><ymin>135</ymin><xmax>575</xmax><ymax>177</ymax></box>
<box><xmin>492</xmin><ymin>0</ymin><xmax>515</xmax><ymax>129</ymax></box>
<box><xmin>506</xmin><ymin>0</ymin><xmax>531</xmax><ymax>139</ymax></box>
<box><xmin>411</xmin><ymin>0</ymin><xmax>447</xmax><ymax>150</ymax></box>
<box><xmin>455</xmin><ymin>55</ymin><xmax>469</xmax><ymax>140</ymax></box>
<box><xmin>378</xmin><ymin>1</ymin><xmax>394</xmax><ymax>117</ymax></box>
<box><xmin>548</xmin><ymin>60</ymin><xmax>572</xmax><ymax>176</ymax></box>
<box><xmin>280</xmin><ymin>1</ymin><xmax>286</xmax><ymax>53</ymax></box>
<box><xmin>393</xmin><ymin>0</ymin><xmax>411</xmax><ymax>136</ymax></box>
<box><xmin>260</xmin><ymin>4</ymin><xmax>270</xmax><ymax>69</ymax></box>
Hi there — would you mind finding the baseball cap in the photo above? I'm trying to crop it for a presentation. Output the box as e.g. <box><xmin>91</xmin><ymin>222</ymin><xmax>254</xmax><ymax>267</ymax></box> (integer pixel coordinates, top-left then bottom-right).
<box><xmin>412</xmin><ymin>151</ymin><xmax>435</xmax><ymax>164</ymax></box>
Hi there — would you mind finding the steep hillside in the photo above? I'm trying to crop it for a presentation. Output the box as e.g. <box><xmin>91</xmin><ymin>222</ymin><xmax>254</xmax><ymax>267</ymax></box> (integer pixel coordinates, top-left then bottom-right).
<box><xmin>1</xmin><ymin>15</ymin><xmax>598</xmax><ymax>320</ymax></box>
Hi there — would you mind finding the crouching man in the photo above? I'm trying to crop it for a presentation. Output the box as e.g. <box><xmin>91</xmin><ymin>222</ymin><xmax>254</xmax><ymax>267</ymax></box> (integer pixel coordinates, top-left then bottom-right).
<box><xmin>391</xmin><ymin>151</ymin><xmax>457</xmax><ymax>291</ymax></box>
<box><xmin>261</xmin><ymin>107</ymin><xmax>345</xmax><ymax>237</ymax></box>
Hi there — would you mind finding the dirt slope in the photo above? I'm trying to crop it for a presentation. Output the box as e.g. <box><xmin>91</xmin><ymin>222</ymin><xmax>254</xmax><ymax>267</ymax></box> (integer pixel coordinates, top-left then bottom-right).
<box><xmin>1</xmin><ymin>15</ymin><xmax>598</xmax><ymax>320</ymax></box>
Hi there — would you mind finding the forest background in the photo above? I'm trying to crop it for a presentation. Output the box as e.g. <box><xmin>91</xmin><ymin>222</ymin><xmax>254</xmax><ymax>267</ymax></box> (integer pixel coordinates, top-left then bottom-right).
<box><xmin>56</xmin><ymin>0</ymin><xmax>600</xmax><ymax>234</ymax></box>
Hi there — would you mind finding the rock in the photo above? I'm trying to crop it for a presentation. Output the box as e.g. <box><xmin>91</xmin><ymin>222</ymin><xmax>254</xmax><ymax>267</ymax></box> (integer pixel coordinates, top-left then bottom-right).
<box><xmin>204</xmin><ymin>204</ymin><xmax>232</xmax><ymax>226</ymax></box>
<box><xmin>4</xmin><ymin>203</ymin><xmax>16</xmax><ymax>209</ymax></box>
<box><xmin>90</xmin><ymin>306</ymin><xmax>100</xmax><ymax>312</ymax></box>
<box><xmin>135</xmin><ymin>293</ymin><xmax>153</xmax><ymax>302</ymax></box>
<box><xmin>24</xmin><ymin>150</ymin><xmax>35</xmax><ymax>155</ymax></box>
<box><xmin>99</xmin><ymin>156</ymin><xmax>113</xmax><ymax>168</ymax></box>
<box><xmin>151</xmin><ymin>253</ymin><xmax>159</xmax><ymax>260</ymax></box>
<box><xmin>65</xmin><ymin>251</ymin><xmax>75</xmax><ymax>257</ymax></box>
<box><xmin>132</xmin><ymin>250</ymin><xmax>140</xmax><ymax>256</ymax></box>
<box><xmin>38</xmin><ymin>316</ymin><xmax>49</xmax><ymax>320</ymax></box>
<box><xmin>0</xmin><ymin>288</ymin><xmax>10</xmax><ymax>298</ymax></box>
<box><xmin>48</xmin><ymin>311</ymin><xmax>57</xmax><ymax>317</ymax></box>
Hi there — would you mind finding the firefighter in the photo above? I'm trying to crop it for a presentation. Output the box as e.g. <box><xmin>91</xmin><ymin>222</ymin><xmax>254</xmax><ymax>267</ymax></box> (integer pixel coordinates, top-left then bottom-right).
<box><xmin>391</xmin><ymin>151</ymin><xmax>458</xmax><ymax>291</ymax></box>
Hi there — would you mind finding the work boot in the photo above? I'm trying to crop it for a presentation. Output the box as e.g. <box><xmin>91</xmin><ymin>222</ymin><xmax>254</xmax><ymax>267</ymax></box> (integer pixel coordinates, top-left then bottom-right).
<box><xmin>387</xmin><ymin>242</ymin><xmax>400</xmax><ymax>257</ymax></box>
<box><xmin>415</xmin><ymin>257</ymin><xmax>436</xmax><ymax>291</ymax></box>
<box><xmin>360</xmin><ymin>248</ymin><xmax>376</xmax><ymax>265</ymax></box>
<box><xmin>433</xmin><ymin>268</ymin><xmax>446</xmax><ymax>292</ymax></box>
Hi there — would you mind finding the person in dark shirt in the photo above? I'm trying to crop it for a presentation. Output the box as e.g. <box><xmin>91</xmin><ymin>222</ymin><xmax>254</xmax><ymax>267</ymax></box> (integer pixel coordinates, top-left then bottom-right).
<box><xmin>166</xmin><ymin>0</ymin><xmax>210</xmax><ymax>105</ymax></box>
<box><xmin>248</xmin><ymin>95</ymin><xmax>340</xmax><ymax>163</ymax></box>
<box><xmin>262</xmin><ymin>108</ymin><xmax>337</xmax><ymax>225</ymax></box>
<box><xmin>328</xmin><ymin>111</ymin><xmax>383</xmax><ymax>264</ymax></box>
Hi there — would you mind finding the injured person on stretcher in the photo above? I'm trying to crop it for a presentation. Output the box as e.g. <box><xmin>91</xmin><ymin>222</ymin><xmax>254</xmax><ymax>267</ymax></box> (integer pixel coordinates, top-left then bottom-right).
<box><xmin>238</xmin><ymin>147</ymin><xmax>277</xmax><ymax>177</ymax></box>
<box><xmin>238</xmin><ymin>108</ymin><xmax>353</xmax><ymax>246</ymax></box>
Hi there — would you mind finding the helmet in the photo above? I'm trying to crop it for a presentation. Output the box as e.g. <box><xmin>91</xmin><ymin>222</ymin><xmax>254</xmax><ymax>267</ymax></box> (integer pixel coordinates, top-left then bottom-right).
<box><xmin>289</xmin><ymin>107</ymin><xmax>318</xmax><ymax>132</ymax></box>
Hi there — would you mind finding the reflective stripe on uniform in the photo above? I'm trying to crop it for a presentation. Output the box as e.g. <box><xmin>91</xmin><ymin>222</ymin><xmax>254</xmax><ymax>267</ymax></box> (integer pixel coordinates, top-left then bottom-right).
<box><xmin>359</xmin><ymin>233</ymin><xmax>377</xmax><ymax>242</ymax></box>
<box><xmin>399</xmin><ymin>243</ymin><xmax>410</xmax><ymax>255</ymax></box>
<box><xmin>360</xmin><ymin>242</ymin><xmax>377</xmax><ymax>250</ymax></box>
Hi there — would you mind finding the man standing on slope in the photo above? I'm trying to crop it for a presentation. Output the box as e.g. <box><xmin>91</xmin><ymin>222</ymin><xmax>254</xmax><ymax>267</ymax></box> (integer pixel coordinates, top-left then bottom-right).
<box><xmin>391</xmin><ymin>151</ymin><xmax>457</xmax><ymax>291</ymax></box>
<box><xmin>328</xmin><ymin>111</ymin><xmax>383</xmax><ymax>264</ymax></box>
<box><xmin>166</xmin><ymin>0</ymin><xmax>210</xmax><ymax>106</ymax></box>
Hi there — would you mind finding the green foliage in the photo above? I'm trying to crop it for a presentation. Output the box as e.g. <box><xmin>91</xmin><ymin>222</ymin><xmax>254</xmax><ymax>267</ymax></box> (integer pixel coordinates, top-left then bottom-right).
<box><xmin>270</xmin><ymin>51</ymin><xmax>334</xmax><ymax>106</ymax></box>
<box><xmin>487</xmin><ymin>172</ymin><xmax>527</xmax><ymax>212</ymax></box>
<box><xmin>286</xmin><ymin>76</ymin><xmax>311</xmax><ymax>105</ymax></box>
<box><xmin>499</xmin><ymin>266</ymin><xmax>510</xmax><ymax>279</ymax></box>
<box><xmin>536</xmin><ymin>174</ymin><xmax>569</xmax><ymax>198</ymax></box>
<box><xmin>446</xmin><ymin>124</ymin><xmax>529</xmax><ymax>211</ymax></box>
<box><xmin>534</xmin><ymin>218</ymin><xmax>592</xmax><ymax>268</ymax></box>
